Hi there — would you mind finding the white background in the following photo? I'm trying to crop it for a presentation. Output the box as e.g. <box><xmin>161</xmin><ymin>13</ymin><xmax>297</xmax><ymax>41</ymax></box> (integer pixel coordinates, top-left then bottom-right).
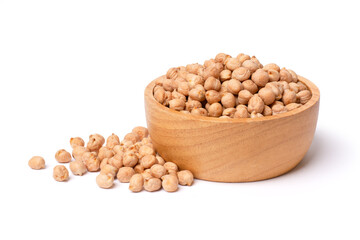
<box><xmin>0</xmin><ymin>0</ymin><xmax>359</xmax><ymax>239</ymax></box>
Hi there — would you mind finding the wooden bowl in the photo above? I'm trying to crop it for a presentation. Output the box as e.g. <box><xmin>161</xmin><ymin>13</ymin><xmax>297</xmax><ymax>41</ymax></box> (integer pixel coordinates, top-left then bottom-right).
<box><xmin>144</xmin><ymin>76</ymin><xmax>320</xmax><ymax>182</ymax></box>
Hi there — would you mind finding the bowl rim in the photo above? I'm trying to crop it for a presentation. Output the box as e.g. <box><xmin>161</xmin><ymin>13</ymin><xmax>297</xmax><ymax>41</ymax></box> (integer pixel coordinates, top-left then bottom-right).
<box><xmin>145</xmin><ymin>75</ymin><xmax>320</xmax><ymax>123</ymax></box>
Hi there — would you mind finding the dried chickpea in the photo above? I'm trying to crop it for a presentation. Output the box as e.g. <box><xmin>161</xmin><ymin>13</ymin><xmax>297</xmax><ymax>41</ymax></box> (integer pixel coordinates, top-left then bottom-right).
<box><xmin>70</xmin><ymin>137</ymin><xmax>85</xmax><ymax>148</ymax></box>
<box><xmin>262</xmin><ymin>105</ymin><xmax>272</xmax><ymax>116</ymax></box>
<box><xmin>238</xmin><ymin>90</ymin><xmax>253</xmax><ymax>105</ymax></box>
<box><xmin>83</xmin><ymin>152</ymin><xmax>100</xmax><ymax>172</ymax></box>
<box><xmin>150</xmin><ymin>164</ymin><xmax>167</xmax><ymax>178</ymax></box>
<box><xmin>221</xmin><ymin>93</ymin><xmax>236</xmax><ymax>108</ymax></box>
<box><xmin>251</xmin><ymin>112</ymin><xmax>263</xmax><ymax>118</ymax></box>
<box><xmin>215</xmin><ymin>53</ymin><xmax>230</xmax><ymax>64</ymax></box>
<box><xmin>263</xmin><ymin>63</ymin><xmax>280</xmax><ymax>72</ymax></box>
<box><xmin>278</xmin><ymin>81</ymin><xmax>289</xmax><ymax>92</ymax></box>
<box><xmin>87</xmin><ymin>134</ymin><xmax>105</xmax><ymax>152</ymax></box>
<box><xmin>139</xmin><ymin>145</ymin><xmax>155</xmax><ymax>159</ymax></box>
<box><xmin>123</xmin><ymin>151</ymin><xmax>138</xmax><ymax>168</ymax></box>
<box><xmin>251</xmin><ymin>69</ymin><xmax>269</xmax><ymax>87</ymax></box>
<box><xmin>117</xmin><ymin>167</ymin><xmax>135</xmax><ymax>183</ymax></box>
<box><xmin>53</xmin><ymin>165</ymin><xmax>69</xmax><ymax>182</ymax></box>
<box><xmin>177</xmin><ymin>82</ymin><xmax>190</xmax><ymax>96</ymax></box>
<box><xmin>258</xmin><ymin>87</ymin><xmax>276</xmax><ymax>105</ymax></box>
<box><xmin>237</xmin><ymin>53</ymin><xmax>250</xmax><ymax>63</ymax></box>
<box><xmin>222</xmin><ymin>108</ymin><xmax>236</xmax><ymax>118</ymax></box>
<box><xmin>205</xmin><ymin>90</ymin><xmax>221</xmax><ymax>104</ymax></box>
<box><xmin>219</xmin><ymin>69</ymin><xmax>232</xmax><ymax>81</ymax></box>
<box><xmin>265</xmin><ymin>82</ymin><xmax>282</xmax><ymax>100</ymax></box>
<box><xmin>297</xmin><ymin>82</ymin><xmax>308</xmax><ymax>91</ymax></box>
<box><xmin>204</xmin><ymin>77</ymin><xmax>221</xmax><ymax>91</ymax></box>
<box><xmin>242</xmin><ymin>60</ymin><xmax>259</xmax><ymax>73</ymax></box>
<box><xmin>124</xmin><ymin>133</ymin><xmax>139</xmax><ymax>144</ymax></box>
<box><xmin>98</xmin><ymin>146</ymin><xmax>114</xmax><ymax>161</ymax></box>
<box><xmin>142</xmin><ymin>169</ymin><xmax>153</xmax><ymax>181</ymax></box>
<box><xmin>177</xmin><ymin>69</ymin><xmax>188</xmax><ymax>79</ymax></box>
<box><xmin>96</xmin><ymin>173</ymin><xmax>114</xmax><ymax>189</ymax></box>
<box><xmin>231</xmin><ymin>67</ymin><xmax>251</xmax><ymax>81</ymax></box>
<box><xmin>100</xmin><ymin>164</ymin><xmax>118</xmax><ymax>177</ymax></box>
<box><xmin>225</xmin><ymin>57</ymin><xmax>241</xmax><ymax>71</ymax></box>
<box><xmin>203</xmin><ymin>62</ymin><xmax>223</xmax><ymax>79</ymax></box>
<box><xmin>156</xmin><ymin>155</ymin><xmax>165</xmax><ymax>165</ymax></box>
<box><xmin>282</xmin><ymin>89</ymin><xmax>297</xmax><ymax>105</ymax></box>
<box><xmin>248</xmin><ymin>94</ymin><xmax>265</xmax><ymax>114</ymax></box>
<box><xmin>185</xmin><ymin>99</ymin><xmax>202</xmax><ymax>112</ymax></box>
<box><xmin>227</xmin><ymin>79</ymin><xmax>243</xmax><ymax>95</ymax></box>
<box><xmin>55</xmin><ymin>149</ymin><xmax>72</xmax><ymax>163</ymax></box>
<box><xmin>161</xmin><ymin>174</ymin><xmax>178</xmax><ymax>192</ymax></box>
<box><xmin>155</xmin><ymin>76</ymin><xmax>165</xmax><ymax>86</ymax></box>
<box><xmin>234</xmin><ymin>107</ymin><xmax>250</xmax><ymax>118</ymax></box>
<box><xmin>69</xmin><ymin>160</ymin><xmax>87</xmax><ymax>176</ymax></box>
<box><xmin>134</xmin><ymin>164</ymin><xmax>145</xmax><ymax>173</ymax></box>
<box><xmin>189</xmin><ymin>87</ymin><xmax>206</xmax><ymax>102</ymax></box>
<box><xmin>272</xmin><ymin>104</ymin><xmax>287</xmax><ymax>115</ymax></box>
<box><xmin>166</xmin><ymin>67</ymin><xmax>178</xmax><ymax>79</ymax></box>
<box><xmin>208</xmin><ymin>103</ymin><xmax>223</xmax><ymax>117</ymax></box>
<box><xmin>186</xmin><ymin>63</ymin><xmax>202</xmax><ymax>74</ymax></box>
<box><xmin>242</xmin><ymin>80</ymin><xmax>259</xmax><ymax>94</ymax></box>
<box><xmin>285</xmin><ymin>103</ymin><xmax>302</xmax><ymax>111</ymax></box>
<box><xmin>131</xmin><ymin>127</ymin><xmax>149</xmax><ymax>141</ymax></box>
<box><xmin>140</xmin><ymin>155</ymin><xmax>157</xmax><ymax>169</ymax></box>
<box><xmin>268</xmin><ymin>69</ymin><xmax>280</xmax><ymax>82</ymax></box>
<box><xmin>191</xmin><ymin>108</ymin><xmax>208</xmax><ymax>116</ymax></box>
<box><xmin>169</xmin><ymin>98</ymin><xmax>186</xmax><ymax>111</ymax></box>
<box><xmin>28</xmin><ymin>156</ymin><xmax>45</xmax><ymax>170</ymax></box>
<box><xmin>186</xmin><ymin>73</ymin><xmax>204</xmax><ymax>89</ymax></box>
<box><xmin>297</xmin><ymin>90</ymin><xmax>312</xmax><ymax>104</ymax></box>
<box><xmin>177</xmin><ymin>170</ymin><xmax>194</xmax><ymax>186</ymax></box>
<box><xmin>154</xmin><ymin>87</ymin><xmax>165</xmax><ymax>104</ymax></box>
<box><xmin>163</xmin><ymin>78</ymin><xmax>177</xmax><ymax>92</ymax></box>
<box><xmin>129</xmin><ymin>174</ymin><xmax>144</xmax><ymax>192</ymax></box>
<box><xmin>106</xmin><ymin>133</ymin><xmax>120</xmax><ymax>149</ymax></box>
<box><xmin>288</xmin><ymin>69</ymin><xmax>298</xmax><ymax>82</ymax></box>
<box><xmin>289</xmin><ymin>82</ymin><xmax>300</xmax><ymax>93</ymax></box>
<box><xmin>163</xmin><ymin>91</ymin><xmax>172</xmax><ymax>106</ymax></box>
<box><xmin>164</xmin><ymin>162</ymin><xmax>178</xmax><ymax>173</ymax></box>
<box><xmin>144</xmin><ymin>178</ymin><xmax>162</xmax><ymax>192</ymax></box>
<box><xmin>109</xmin><ymin>154</ymin><xmax>123</xmax><ymax>169</ymax></box>
<box><xmin>280</xmin><ymin>68</ymin><xmax>293</xmax><ymax>83</ymax></box>
<box><xmin>251</xmin><ymin>56</ymin><xmax>262</xmax><ymax>68</ymax></box>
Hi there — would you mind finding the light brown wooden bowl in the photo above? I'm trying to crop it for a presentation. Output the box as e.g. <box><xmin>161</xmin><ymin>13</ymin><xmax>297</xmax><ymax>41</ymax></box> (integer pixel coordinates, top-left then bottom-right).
<box><xmin>144</xmin><ymin>76</ymin><xmax>320</xmax><ymax>182</ymax></box>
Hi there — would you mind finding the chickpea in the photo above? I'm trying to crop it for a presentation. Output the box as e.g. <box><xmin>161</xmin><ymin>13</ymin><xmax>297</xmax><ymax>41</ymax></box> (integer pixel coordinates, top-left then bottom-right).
<box><xmin>268</xmin><ymin>69</ymin><xmax>280</xmax><ymax>82</ymax></box>
<box><xmin>227</xmin><ymin>79</ymin><xmax>243</xmax><ymax>95</ymax></box>
<box><xmin>225</xmin><ymin>57</ymin><xmax>241</xmax><ymax>71</ymax></box>
<box><xmin>237</xmin><ymin>90</ymin><xmax>253</xmax><ymax>105</ymax></box>
<box><xmin>100</xmin><ymin>164</ymin><xmax>118</xmax><ymax>177</ymax></box>
<box><xmin>221</xmin><ymin>93</ymin><xmax>236</xmax><ymax>108</ymax></box>
<box><xmin>134</xmin><ymin>164</ymin><xmax>145</xmax><ymax>173</ymax></box>
<box><xmin>144</xmin><ymin>178</ymin><xmax>162</xmax><ymax>192</ymax></box>
<box><xmin>142</xmin><ymin>169</ymin><xmax>153</xmax><ymax>181</ymax></box>
<box><xmin>208</xmin><ymin>103</ymin><xmax>223</xmax><ymax>117</ymax></box>
<box><xmin>163</xmin><ymin>91</ymin><xmax>172</xmax><ymax>106</ymax></box>
<box><xmin>129</xmin><ymin>174</ymin><xmax>144</xmax><ymax>192</ymax></box>
<box><xmin>124</xmin><ymin>133</ymin><xmax>139</xmax><ymax>144</ymax></box>
<box><xmin>177</xmin><ymin>69</ymin><xmax>188</xmax><ymax>79</ymax></box>
<box><xmin>263</xmin><ymin>63</ymin><xmax>280</xmax><ymax>72</ymax></box>
<box><xmin>55</xmin><ymin>149</ymin><xmax>72</xmax><ymax>163</ymax></box>
<box><xmin>185</xmin><ymin>99</ymin><xmax>202</xmax><ymax>112</ymax></box>
<box><xmin>236</xmin><ymin>53</ymin><xmax>250</xmax><ymax>63</ymax></box>
<box><xmin>69</xmin><ymin>160</ymin><xmax>87</xmax><ymax>176</ymax></box>
<box><xmin>96</xmin><ymin>173</ymin><xmax>114</xmax><ymax>189</ymax></box>
<box><xmin>186</xmin><ymin>63</ymin><xmax>202</xmax><ymax>74</ymax></box>
<box><xmin>251</xmin><ymin>112</ymin><xmax>263</xmax><ymax>118</ymax></box>
<box><xmin>272</xmin><ymin>104</ymin><xmax>287</xmax><ymax>115</ymax></box>
<box><xmin>28</xmin><ymin>156</ymin><xmax>45</xmax><ymax>170</ymax></box>
<box><xmin>297</xmin><ymin>82</ymin><xmax>308</xmax><ymax>91</ymax></box>
<box><xmin>234</xmin><ymin>106</ymin><xmax>250</xmax><ymax>118</ymax></box>
<box><xmin>116</xmin><ymin>167</ymin><xmax>135</xmax><ymax>183</ymax></box>
<box><xmin>98</xmin><ymin>146</ymin><xmax>114</xmax><ymax>161</ymax></box>
<box><xmin>154</xmin><ymin>87</ymin><xmax>165</xmax><ymax>104</ymax></box>
<box><xmin>258</xmin><ymin>87</ymin><xmax>276</xmax><ymax>105</ymax></box>
<box><xmin>83</xmin><ymin>152</ymin><xmax>100</xmax><ymax>172</ymax></box>
<box><xmin>242</xmin><ymin>60</ymin><xmax>259</xmax><ymax>74</ymax></box>
<box><xmin>106</xmin><ymin>133</ymin><xmax>120</xmax><ymax>149</ymax></box>
<box><xmin>169</xmin><ymin>99</ymin><xmax>186</xmax><ymax>111</ymax></box>
<box><xmin>100</xmin><ymin>158</ymin><xmax>109</xmax><ymax>169</ymax></box>
<box><xmin>262</xmin><ymin>105</ymin><xmax>272</xmax><ymax>116</ymax></box>
<box><xmin>248</xmin><ymin>94</ymin><xmax>265</xmax><ymax>114</ymax></box>
<box><xmin>203</xmin><ymin>62</ymin><xmax>223</xmax><ymax>79</ymax></box>
<box><xmin>161</xmin><ymin>174</ymin><xmax>178</xmax><ymax>192</ymax></box>
<box><xmin>140</xmin><ymin>155</ymin><xmax>157</xmax><ymax>169</ymax></box>
<box><xmin>289</xmin><ymin>82</ymin><xmax>300</xmax><ymax>93</ymax></box>
<box><xmin>164</xmin><ymin>162</ymin><xmax>178</xmax><ymax>173</ymax></box>
<box><xmin>219</xmin><ymin>69</ymin><xmax>232</xmax><ymax>81</ymax></box>
<box><xmin>177</xmin><ymin>82</ymin><xmax>190</xmax><ymax>96</ymax></box>
<box><xmin>251</xmin><ymin>56</ymin><xmax>262</xmax><ymax>68</ymax></box>
<box><xmin>139</xmin><ymin>145</ymin><xmax>155</xmax><ymax>159</ymax></box>
<box><xmin>297</xmin><ymin>90</ymin><xmax>312</xmax><ymax>104</ymax></box>
<box><xmin>265</xmin><ymin>82</ymin><xmax>282</xmax><ymax>100</ymax></box>
<box><xmin>166</xmin><ymin>67</ymin><xmax>178</xmax><ymax>79</ymax></box>
<box><xmin>288</xmin><ymin>69</ymin><xmax>298</xmax><ymax>82</ymax></box>
<box><xmin>156</xmin><ymin>155</ymin><xmax>165</xmax><ymax>165</ymax></box>
<box><xmin>150</xmin><ymin>164</ymin><xmax>167</xmax><ymax>178</ymax></box>
<box><xmin>231</xmin><ymin>67</ymin><xmax>251</xmax><ymax>81</ymax></box>
<box><xmin>109</xmin><ymin>154</ymin><xmax>123</xmax><ymax>169</ymax></box>
<box><xmin>282</xmin><ymin>89</ymin><xmax>297</xmax><ymax>105</ymax></box>
<box><xmin>177</xmin><ymin>170</ymin><xmax>194</xmax><ymax>186</ymax></box>
<box><xmin>242</xmin><ymin>80</ymin><xmax>258</xmax><ymax>94</ymax></box>
<box><xmin>285</xmin><ymin>103</ymin><xmax>302</xmax><ymax>111</ymax></box>
<box><xmin>189</xmin><ymin>87</ymin><xmax>206</xmax><ymax>102</ymax></box>
<box><xmin>123</xmin><ymin>151</ymin><xmax>138</xmax><ymax>168</ymax></box>
<box><xmin>155</xmin><ymin>76</ymin><xmax>165</xmax><ymax>86</ymax></box>
<box><xmin>53</xmin><ymin>165</ymin><xmax>69</xmax><ymax>182</ymax></box>
<box><xmin>186</xmin><ymin>73</ymin><xmax>204</xmax><ymax>89</ymax></box>
<box><xmin>163</xmin><ymin>78</ymin><xmax>176</xmax><ymax>92</ymax></box>
<box><xmin>279</xmin><ymin>68</ymin><xmax>293</xmax><ymax>83</ymax></box>
<box><xmin>87</xmin><ymin>134</ymin><xmax>105</xmax><ymax>152</ymax></box>
<box><xmin>205</xmin><ymin>90</ymin><xmax>221</xmax><ymax>104</ymax></box>
<box><xmin>70</xmin><ymin>137</ymin><xmax>85</xmax><ymax>148</ymax></box>
<box><xmin>215</xmin><ymin>53</ymin><xmax>230</xmax><ymax>64</ymax></box>
<box><xmin>251</xmin><ymin>69</ymin><xmax>269</xmax><ymax>87</ymax></box>
<box><xmin>204</xmin><ymin>77</ymin><xmax>221</xmax><ymax>91</ymax></box>
<box><xmin>191</xmin><ymin>108</ymin><xmax>208</xmax><ymax>116</ymax></box>
<box><xmin>120</xmin><ymin>140</ymin><xmax>133</xmax><ymax>150</ymax></box>
<box><xmin>222</xmin><ymin>108</ymin><xmax>236</xmax><ymax>118</ymax></box>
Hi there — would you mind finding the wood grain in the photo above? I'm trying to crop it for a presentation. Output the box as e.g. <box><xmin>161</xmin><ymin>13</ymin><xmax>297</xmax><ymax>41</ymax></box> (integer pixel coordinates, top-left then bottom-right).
<box><xmin>144</xmin><ymin>76</ymin><xmax>320</xmax><ymax>182</ymax></box>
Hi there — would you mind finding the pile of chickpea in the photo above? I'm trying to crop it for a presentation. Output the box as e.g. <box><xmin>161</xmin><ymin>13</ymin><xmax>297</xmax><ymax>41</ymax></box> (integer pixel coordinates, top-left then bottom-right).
<box><xmin>28</xmin><ymin>127</ymin><xmax>194</xmax><ymax>193</ymax></box>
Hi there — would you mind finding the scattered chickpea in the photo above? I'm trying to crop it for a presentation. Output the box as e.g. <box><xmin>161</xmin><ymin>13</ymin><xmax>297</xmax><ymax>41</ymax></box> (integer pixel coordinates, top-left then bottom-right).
<box><xmin>117</xmin><ymin>167</ymin><xmax>136</xmax><ymax>183</ymax></box>
<box><xmin>142</xmin><ymin>169</ymin><xmax>153</xmax><ymax>181</ymax></box>
<box><xmin>124</xmin><ymin>133</ymin><xmax>139</xmax><ymax>144</ymax></box>
<box><xmin>69</xmin><ymin>160</ymin><xmax>87</xmax><ymax>176</ymax></box>
<box><xmin>161</xmin><ymin>174</ymin><xmax>179</xmax><ymax>192</ymax></box>
<box><xmin>129</xmin><ymin>174</ymin><xmax>144</xmax><ymax>192</ymax></box>
<box><xmin>177</xmin><ymin>170</ymin><xmax>194</xmax><ymax>186</ymax></box>
<box><xmin>53</xmin><ymin>165</ymin><xmax>69</xmax><ymax>182</ymax></box>
<box><xmin>139</xmin><ymin>145</ymin><xmax>155</xmax><ymax>159</ymax></box>
<box><xmin>55</xmin><ymin>149</ymin><xmax>72</xmax><ymax>163</ymax></box>
<box><xmin>100</xmin><ymin>164</ymin><xmax>118</xmax><ymax>177</ymax></box>
<box><xmin>106</xmin><ymin>133</ymin><xmax>120</xmax><ymax>149</ymax></box>
<box><xmin>144</xmin><ymin>178</ymin><xmax>162</xmax><ymax>192</ymax></box>
<box><xmin>134</xmin><ymin>164</ymin><xmax>145</xmax><ymax>173</ymax></box>
<box><xmin>83</xmin><ymin>152</ymin><xmax>100</xmax><ymax>172</ymax></box>
<box><xmin>150</xmin><ymin>164</ymin><xmax>167</xmax><ymax>178</ymax></box>
<box><xmin>109</xmin><ymin>154</ymin><xmax>123</xmax><ymax>169</ymax></box>
<box><xmin>87</xmin><ymin>134</ymin><xmax>105</xmax><ymax>152</ymax></box>
<box><xmin>123</xmin><ymin>151</ymin><xmax>139</xmax><ymax>168</ymax></box>
<box><xmin>164</xmin><ymin>162</ymin><xmax>178</xmax><ymax>173</ymax></box>
<box><xmin>28</xmin><ymin>156</ymin><xmax>45</xmax><ymax>170</ymax></box>
<box><xmin>70</xmin><ymin>137</ymin><xmax>85</xmax><ymax>148</ymax></box>
<box><xmin>140</xmin><ymin>155</ymin><xmax>157</xmax><ymax>169</ymax></box>
<box><xmin>155</xmin><ymin>155</ymin><xmax>165</xmax><ymax>165</ymax></box>
<box><xmin>96</xmin><ymin>173</ymin><xmax>114</xmax><ymax>189</ymax></box>
<box><xmin>98</xmin><ymin>146</ymin><xmax>114</xmax><ymax>161</ymax></box>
